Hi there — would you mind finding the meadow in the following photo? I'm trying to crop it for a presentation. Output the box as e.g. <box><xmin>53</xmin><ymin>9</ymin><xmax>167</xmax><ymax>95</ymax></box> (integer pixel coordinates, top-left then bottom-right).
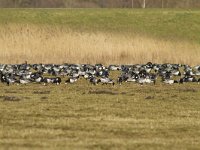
<box><xmin>0</xmin><ymin>72</ymin><xmax>200</xmax><ymax>150</ymax></box>
<box><xmin>1</xmin><ymin>9</ymin><xmax>200</xmax><ymax>150</ymax></box>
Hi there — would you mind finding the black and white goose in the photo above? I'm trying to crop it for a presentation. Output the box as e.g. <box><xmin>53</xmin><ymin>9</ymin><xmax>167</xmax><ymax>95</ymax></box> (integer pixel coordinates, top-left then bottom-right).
<box><xmin>137</xmin><ymin>77</ymin><xmax>155</xmax><ymax>85</ymax></box>
<box><xmin>43</xmin><ymin>77</ymin><xmax>61</xmax><ymax>85</ymax></box>
<box><xmin>1</xmin><ymin>74</ymin><xmax>18</xmax><ymax>86</ymax></box>
<box><xmin>52</xmin><ymin>77</ymin><xmax>62</xmax><ymax>85</ymax></box>
<box><xmin>65</xmin><ymin>77</ymin><xmax>78</xmax><ymax>84</ymax></box>
<box><xmin>19</xmin><ymin>76</ymin><xmax>30</xmax><ymax>85</ymax></box>
<box><xmin>89</xmin><ymin>77</ymin><xmax>98</xmax><ymax>85</ymax></box>
<box><xmin>163</xmin><ymin>79</ymin><xmax>178</xmax><ymax>85</ymax></box>
<box><xmin>98</xmin><ymin>77</ymin><xmax>115</xmax><ymax>86</ymax></box>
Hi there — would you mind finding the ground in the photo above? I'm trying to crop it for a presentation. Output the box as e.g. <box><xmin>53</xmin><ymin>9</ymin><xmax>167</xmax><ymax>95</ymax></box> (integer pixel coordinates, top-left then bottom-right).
<box><xmin>0</xmin><ymin>72</ymin><xmax>200</xmax><ymax>149</ymax></box>
<box><xmin>0</xmin><ymin>8</ymin><xmax>200</xmax><ymax>149</ymax></box>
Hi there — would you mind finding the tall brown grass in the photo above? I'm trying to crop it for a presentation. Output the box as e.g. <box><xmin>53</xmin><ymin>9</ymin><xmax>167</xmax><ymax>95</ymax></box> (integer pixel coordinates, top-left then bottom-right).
<box><xmin>0</xmin><ymin>24</ymin><xmax>200</xmax><ymax>65</ymax></box>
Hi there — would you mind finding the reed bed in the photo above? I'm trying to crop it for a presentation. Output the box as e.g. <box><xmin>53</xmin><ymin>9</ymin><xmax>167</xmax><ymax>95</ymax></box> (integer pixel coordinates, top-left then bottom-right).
<box><xmin>0</xmin><ymin>24</ymin><xmax>199</xmax><ymax>65</ymax></box>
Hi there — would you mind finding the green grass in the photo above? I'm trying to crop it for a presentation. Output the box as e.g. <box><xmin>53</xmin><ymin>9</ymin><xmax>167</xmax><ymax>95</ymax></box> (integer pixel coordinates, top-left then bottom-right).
<box><xmin>0</xmin><ymin>72</ymin><xmax>200</xmax><ymax>149</ymax></box>
<box><xmin>0</xmin><ymin>9</ymin><xmax>200</xmax><ymax>43</ymax></box>
<box><xmin>1</xmin><ymin>9</ymin><xmax>200</xmax><ymax>149</ymax></box>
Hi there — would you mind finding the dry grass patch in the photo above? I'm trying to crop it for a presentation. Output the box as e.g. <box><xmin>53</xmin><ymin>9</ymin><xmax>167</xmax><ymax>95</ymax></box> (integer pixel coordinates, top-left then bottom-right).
<box><xmin>0</xmin><ymin>24</ymin><xmax>200</xmax><ymax>65</ymax></box>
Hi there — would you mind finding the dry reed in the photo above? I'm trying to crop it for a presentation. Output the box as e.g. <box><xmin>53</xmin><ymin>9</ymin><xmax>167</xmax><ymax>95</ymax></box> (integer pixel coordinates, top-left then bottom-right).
<box><xmin>0</xmin><ymin>24</ymin><xmax>199</xmax><ymax>65</ymax></box>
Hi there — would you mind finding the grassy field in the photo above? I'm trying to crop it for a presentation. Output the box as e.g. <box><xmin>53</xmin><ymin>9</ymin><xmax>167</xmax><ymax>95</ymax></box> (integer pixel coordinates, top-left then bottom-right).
<box><xmin>0</xmin><ymin>9</ymin><xmax>200</xmax><ymax>64</ymax></box>
<box><xmin>0</xmin><ymin>9</ymin><xmax>200</xmax><ymax>42</ymax></box>
<box><xmin>1</xmin><ymin>9</ymin><xmax>200</xmax><ymax>149</ymax></box>
<box><xmin>0</xmin><ymin>72</ymin><xmax>200</xmax><ymax>149</ymax></box>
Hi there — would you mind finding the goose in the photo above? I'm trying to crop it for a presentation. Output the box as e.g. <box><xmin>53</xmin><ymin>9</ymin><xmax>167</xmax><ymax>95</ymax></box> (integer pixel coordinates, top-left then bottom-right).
<box><xmin>195</xmin><ymin>71</ymin><xmax>200</xmax><ymax>76</ymax></box>
<box><xmin>89</xmin><ymin>77</ymin><xmax>98</xmax><ymax>85</ymax></box>
<box><xmin>126</xmin><ymin>77</ymin><xmax>137</xmax><ymax>82</ymax></box>
<box><xmin>52</xmin><ymin>66</ymin><xmax>60</xmax><ymax>73</ymax></box>
<box><xmin>43</xmin><ymin>77</ymin><xmax>52</xmax><ymax>85</ymax></box>
<box><xmin>184</xmin><ymin>76</ymin><xmax>197</xmax><ymax>82</ymax></box>
<box><xmin>78</xmin><ymin>70</ymin><xmax>86</xmax><ymax>77</ymax></box>
<box><xmin>65</xmin><ymin>77</ymin><xmax>78</xmax><ymax>84</ymax></box>
<box><xmin>52</xmin><ymin>77</ymin><xmax>62</xmax><ymax>85</ymax></box>
<box><xmin>184</xmin><ymin>71</ymin><xmax>195</xmax><ymax>76</ymax></box>
<box><xmin>109</xmin><ymin>65</ymin><xmax>121</xmax><ymax>71</ymax></box>
<box><xmin>48</xmin><ymin>69</ymin><xmax>60</xmax><ymax>76</ymax></box>
<box><xmin>96</xmin><ymin>70</ymin><xmax>109</xmax><ymax>78</ymax></box>
<box><xmin>84</xmin><ymin>73</ymin><xmax>90</xmax><ymax>79</ymax></box>
<box><xmin>179</xmin><ymin>78</ymin><xmax>185</xmax><ymax>84</ymax></box>
<box><xmin>172</xmin><ymin>70</ymin><xmax>181</xmax><ymax>76</ymax></box>
<box><xmin>179</xmin><ymin>76</ymin><xmax>196</xmax><ymax>84</ymax></box>
<box><xmin>137</xmin><ymin>78</ymin><xmax>146</xmax><ymax>85</ymax></box>
<box><xmin>98</xmin><ymin>78</ymin><xmax>115</xmax><ymax>86</ymax></box>
<box><xmin>43</xmin><ymin>77</ymin><xmax>61</xmax><ymax>85</ymax></box>
<box><xmin>194</xmin><ymin>65</ymin><xmax>200</xmax><ymax>70</ymax></box>
<box><xmin>95</xmin><ymin>64</ymin><xmax>105</xmax><ymax>71</ymax></box>
<box><xmin>145</xmin><ymin>78</ymin><xmax>156</xmax><ymax>84</ymax></box>
<box><xmin>0</xmin><ymin>64</ymin><xmax>6</xmax><ymax>71</ymax></box>
<box><xmin>86</xmin><ymin>69</ymin><xmax>96</xmax><ymax>75</ymax></box>
<box><xmin>137</xmin><ymin>78</ymin><xmax>155</xmax><ymax>85</ymax></box>
<box><xmin>34</xmin><ymin>76</ymin><xmax>43</xmax><ymax>83</ymax></box>
<box><xmin>1</xmin><ymin>75</ymin><xmax>17</xmax><ymax>86</ymax></box>
<box><xmin>19</xmin><ymin>77</ymin><xmax>30</xmax><ymax>85</ymax></box>
<box><xmin>30</xmin><ymin>72</ymin><xmax>43</xmax><ymax>81</ymax></box>
<box><xmin>72</xmin><ymin>72</ymin><xmax>80</xmax><ymax>78</ymax></box>
<box><xmin>198</xmin><ymin>78</ymin><xmax>200</xmax><ymax>84</ymax></box>
<box><xmin>163</xmin><ymin>79</ymin><xmax>178</xmax><ymax>85</ymax></box>
<box><xmin>7</xmin><ymin>78</ymin><xmax>18</xmax><ymax>86</ymax></box>
<box><xmin>117</xmin><ymin>77</ymin><xmax>123</xmax><ymax>85</ymax></box>
<box><xmin>146</xmin><ymin>62</ymin><xmax>153</xmax><ymax>68</ymax></box>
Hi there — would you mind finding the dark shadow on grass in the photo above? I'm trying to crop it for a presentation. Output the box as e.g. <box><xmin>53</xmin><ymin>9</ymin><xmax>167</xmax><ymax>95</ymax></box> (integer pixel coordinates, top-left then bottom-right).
<box><xmin>89</xmin><ymin>90</ymin><xmax>118</xmax><ymax>95</ymax></box>
<box><xmin>0</xmin><ymin>96</ymin><xmax>20</xmax><ymax>101</ymax></box>
<box><xmin>179</xmin><ymin>88</ymin><xmax>198</xmax><ymax>93</ymax></box>
<box><xmin>33</xmin><ymin>91</ymin><xmax>50</xmax><ymax>94</ymax></box>
<box><xmin>4</xmin><ymin>90</ymin><xmax>18</xmax><ymax>94</ymax></box>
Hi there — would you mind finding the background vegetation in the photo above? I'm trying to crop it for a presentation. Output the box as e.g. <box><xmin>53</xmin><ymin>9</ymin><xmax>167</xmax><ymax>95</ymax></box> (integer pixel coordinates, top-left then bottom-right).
<box><xmin>0</xmin><ymin>0</ymin><xmax>200</xmax><ymax>8</ymax></box>
<box><xmin>0</xmin><ymin>9</ymin><xmax>200</xmax><ymax>65</ymax></box>
<box><xmin>1</xmin><ymin>9</ymin><xmax>200</xmax><ymax>42</ymax></box>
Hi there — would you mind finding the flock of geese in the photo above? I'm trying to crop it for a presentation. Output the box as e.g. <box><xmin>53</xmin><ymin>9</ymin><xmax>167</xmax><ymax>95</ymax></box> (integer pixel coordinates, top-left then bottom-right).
<box><xmin>1</xmin><ymin>62</ymin><xmax>200</xmax><ymax>86</ymax></box>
